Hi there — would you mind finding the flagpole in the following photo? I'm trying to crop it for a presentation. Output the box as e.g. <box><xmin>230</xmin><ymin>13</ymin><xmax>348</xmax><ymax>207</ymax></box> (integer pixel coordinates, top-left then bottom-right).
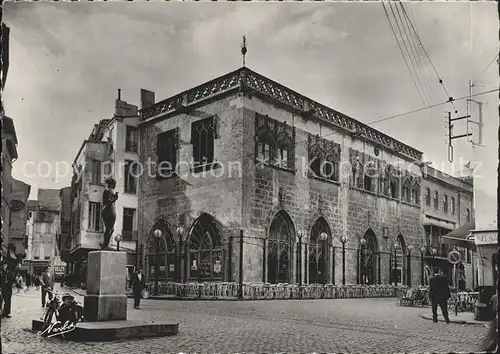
<box><xmin>241</xmin><ymin>36</ymin><xmax>247</xmax><ymax>67</ymax></box>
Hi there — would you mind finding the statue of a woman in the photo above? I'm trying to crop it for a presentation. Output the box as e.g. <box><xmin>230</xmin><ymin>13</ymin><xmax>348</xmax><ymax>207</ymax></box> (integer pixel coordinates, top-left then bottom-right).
<box><xmin>101</xmin><ymin>178</ymin><xmax>118</xmax><ymax>250</ymax></box>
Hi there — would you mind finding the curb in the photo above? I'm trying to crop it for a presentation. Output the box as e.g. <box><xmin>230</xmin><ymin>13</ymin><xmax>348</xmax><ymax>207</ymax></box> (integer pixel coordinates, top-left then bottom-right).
<box><xmin>420</xmin><ymin>313</ymin><xmax>489</xmax><ymax>327</ymax></box>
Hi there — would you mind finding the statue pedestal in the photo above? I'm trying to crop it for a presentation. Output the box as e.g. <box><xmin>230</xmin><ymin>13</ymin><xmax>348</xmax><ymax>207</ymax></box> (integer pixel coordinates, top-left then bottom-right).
<box><xmin>83</xmin><ymin>251</ymin><xmax>127</xmax><ymax>321</ymax></box>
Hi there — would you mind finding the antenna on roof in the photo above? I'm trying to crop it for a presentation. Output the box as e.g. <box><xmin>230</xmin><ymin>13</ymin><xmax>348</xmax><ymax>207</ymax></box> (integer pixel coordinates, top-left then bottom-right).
<box><xmin>241</xmin><ymin>36</ymin><xmax>247</xmax><ymax>67</ymax></box>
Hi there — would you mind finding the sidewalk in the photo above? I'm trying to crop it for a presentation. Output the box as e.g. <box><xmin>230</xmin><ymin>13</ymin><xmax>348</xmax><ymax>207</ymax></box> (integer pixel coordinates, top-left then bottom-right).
<box><xmin>420</xmin><ymin>312</ymin><xmax>490</xmax><ymax>326</ymax></box>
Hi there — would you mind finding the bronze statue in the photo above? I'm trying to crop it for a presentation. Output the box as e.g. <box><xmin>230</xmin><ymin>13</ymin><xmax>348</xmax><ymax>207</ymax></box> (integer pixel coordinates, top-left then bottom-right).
<box><xmin>101</xmin><ymin>178</ymin><xmax>118</xmax><ymax>250</ymax></box>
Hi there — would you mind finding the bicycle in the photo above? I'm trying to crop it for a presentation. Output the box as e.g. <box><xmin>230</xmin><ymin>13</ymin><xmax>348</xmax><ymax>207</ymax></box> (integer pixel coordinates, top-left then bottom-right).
<box><xmin>40</xmin><ymin>288</ymin><xmax>84</xmax><ymax>333</ymax></box>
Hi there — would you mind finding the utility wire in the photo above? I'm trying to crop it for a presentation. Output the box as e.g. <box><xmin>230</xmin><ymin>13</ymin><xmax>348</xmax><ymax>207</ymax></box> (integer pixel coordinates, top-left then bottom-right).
<box><xmin>471</xmin><ymin>53</ymin><xmax>499</xmax><ymax>86</ymax></box>
<box><xmin>382</xmin><ymin>1</ymin><xmax>425</xmax><ymax>109</ymax></box>
<box><xmin>398</xmin><ymin>2</ymin><xmax>457</xmax><ymax>111</ymax></box>
<box><xmin>392</xmin><ymin>2</ymin><xmax>430</xmax><ymax>107</ymax></box>
<box><xmin>366</xmin><ymin>88</ymin><xmax>498</xmax><ymax>125</ymax></box>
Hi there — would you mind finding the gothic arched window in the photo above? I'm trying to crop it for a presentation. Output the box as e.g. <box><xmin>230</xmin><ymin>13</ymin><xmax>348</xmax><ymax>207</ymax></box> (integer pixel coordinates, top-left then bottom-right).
<box><xmin>267</xmin><ymin>211</ymin><xmax>294</xmax><ymax>284</ymax></box>
<box><xmin>188</xmin><ymin>213</ymin><xmax>223</xmax><ymax>281</ymax></box>
<box><xmin>360</xmin><ymin>229</ymin><xmax>378</xmax><ymax>285</ymax></box>
<box><xmin>148</xmin><ymin>219</ymin><xmax>176</xmax><ymax>281</ymax></box>
<box><xmin>255</xmin><ymin>114</ymin><xmax>295</xmax><ymax>170</ymax></box>
<box><xmin>308</xmin><ymin>217</ymin><xmax>331</xmax><ymax>284</ymax></box>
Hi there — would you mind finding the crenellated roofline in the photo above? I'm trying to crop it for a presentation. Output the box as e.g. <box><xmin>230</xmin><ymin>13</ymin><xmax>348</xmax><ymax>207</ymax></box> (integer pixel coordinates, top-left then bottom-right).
<box><xmin>139</xmin><ymin>67</ymin><xmax>423</xmax><ymax>161</ymax></box>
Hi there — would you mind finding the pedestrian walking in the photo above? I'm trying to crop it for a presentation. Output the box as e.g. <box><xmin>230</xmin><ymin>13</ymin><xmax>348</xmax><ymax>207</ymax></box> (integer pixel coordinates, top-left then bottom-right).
<box><xmin>480</xmin><ymin>292</ymin><xmax>498</xmax><ymax>352</ymax></box>
<box><xmin>34</xmin><ymin>274</ymin><xmax>41</xmax><ymax>290</ymax></box>
<box><xmin>1</xmin><ymin>262</ymin><xmax>15</xmax><ymax>318</ymax></box>
<box><xmin>41</xmin><ymin>266</ymin><xmax>54</xmax><ymax>307</ymax></box>
<box><xmin>429</xmin><ymin>268</ymin><xmax>450</xmax><ymax>324</ymax></box>
<box><xmin>26</xmin><ymin>273</ymin><xmax>31</xmax><ymax>290</ymax></box>
<box><xmin>131</xmin><ymin>267</ymin><xmax>146</xmax><ymax>309</ymax></box>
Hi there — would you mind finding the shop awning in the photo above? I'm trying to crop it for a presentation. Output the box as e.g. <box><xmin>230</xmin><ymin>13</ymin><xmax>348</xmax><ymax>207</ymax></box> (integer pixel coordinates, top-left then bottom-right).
<box><xmin>423</xmin><ymin>215</ymin><xmax>456</xmax><ymax>230</ymax></box>
<box><xmin>441</xmin><ymin>220</ymin><xmax>476</xmax><ymax>249</ymax></box>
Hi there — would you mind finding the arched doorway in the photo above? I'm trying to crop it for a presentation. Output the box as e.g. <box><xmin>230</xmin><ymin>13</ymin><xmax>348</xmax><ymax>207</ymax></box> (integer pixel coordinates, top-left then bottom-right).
<box><xmin>395</xmin><ymin>234</ymin><xmax>407</xmax><ymax>286</ymax></box>
<box><xmin>148</xmin><ymin>219</ymin><xmax>176</xmax><ymax>281</ymax></box>
<box><xmin>308</xmin><ymin>217</ymin><xmax>331</xmax><ymax>284</ymax></box>
<box><xmin>360</xmin><ymin>229</ymin><xmax>378</xmax><ymax>285</ymax></box>
<box><xmin>187</xmin><ymin>213</ymin><xmax>223</xmax><ymax>282</ymax></box>
<box><xmin>267</xmin><ymin>210</ymin><xmax>295</xmax><ymax>284</ymax></box>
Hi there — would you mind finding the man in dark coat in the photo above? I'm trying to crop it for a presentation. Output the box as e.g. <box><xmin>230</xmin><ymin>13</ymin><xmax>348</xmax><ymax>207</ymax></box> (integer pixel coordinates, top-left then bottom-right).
<box><xmin>41</xmin><ymin>266</ymin><xmax>54</xmax><ymax>307</ymax></box>
<box><xmin>1</xmin><ymin>262</ymin><xmax>15</xmax><ymax>318</ymax></box>
<box><xmin>429</xmin><ymin>268</ymin><xmax>451</xmax><ymax>323</ymax></box>
<box><xmin>131</xmin><ymin>268</ymin><xmax>146</xmax><ymax>309</ymax></box>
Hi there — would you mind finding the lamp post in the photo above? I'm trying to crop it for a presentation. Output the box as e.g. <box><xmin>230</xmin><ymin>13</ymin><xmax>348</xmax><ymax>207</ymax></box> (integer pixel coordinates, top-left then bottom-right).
<box><xmin>114</xmin><ymin>234</ymin><xmax>122</xmax><ymax>252</ymax></box>
<box><xmin>359</xmin><ymin>238</ymin><xmax>366</xmax><ymax>284</ymax></box>
<box><xmin>406</xmin><ymin>245</ymin><xmax>413</xmax><ymax>287</ymax></box>
<box><xmin>297</xmin><ymin>230</ymin><xmax>303</xmax><ymax>287</ymax></box>
<box><xmin>340</xmin><ymin>235</ymin><xmax>347</xmax><ymax>285</ymax></box>
<box><xmin>153</xmin><ymin>229</ymin><xmax>162</xmax><ymax>295</ymax></box>
<box><xmin>392</xmin><ymin>241</ymin><xmax>399</xmax><ymax>286</ymax></box>
<box><xmin>420</xmin><ymin>246</ymin><xmax>425</xmax><ymax>285</ymax></box>
<box><xmin>303</xmin><ymin>232</ymin><xmax>309</xmax><ymax>284</ymax></box>
<box><xmin>176</xmin><ymin>226</ymin><xmax>184</xmax><ymax>283</ymax></box>
<box><xmin>319</xmin><ymin>232</ymin><xmax>328</xmax><ymax>284</ymax></box>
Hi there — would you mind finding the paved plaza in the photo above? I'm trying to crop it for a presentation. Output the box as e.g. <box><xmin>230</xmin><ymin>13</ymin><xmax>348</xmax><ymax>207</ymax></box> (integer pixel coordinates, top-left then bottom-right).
<box><xmin>1</xmin><ymin>288</ymin><xmax>488</xmax><ymax>353</ymax></box>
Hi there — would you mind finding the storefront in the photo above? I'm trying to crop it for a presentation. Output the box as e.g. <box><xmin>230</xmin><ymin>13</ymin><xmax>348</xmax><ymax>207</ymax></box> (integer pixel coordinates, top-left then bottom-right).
<box><xmin>473</xmin><ymin>229</ymin><xmax>497</xmax><ymax>288</ymax></box>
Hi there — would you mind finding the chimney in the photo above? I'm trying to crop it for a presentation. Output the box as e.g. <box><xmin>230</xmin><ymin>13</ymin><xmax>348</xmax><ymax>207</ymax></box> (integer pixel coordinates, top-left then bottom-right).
<box><xmin>118</xmin><ymin>88</ymin><xmax>121</xmax><ymax>101</ymax></box>
<box><xmin>141</xmin><ymin>89</ymin><xmax>155</xmax><ymax>110</ymax></box>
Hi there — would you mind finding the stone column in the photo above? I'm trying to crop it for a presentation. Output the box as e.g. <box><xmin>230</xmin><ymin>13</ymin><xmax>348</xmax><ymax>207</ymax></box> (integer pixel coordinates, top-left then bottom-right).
<box><xmin>84</xmin><ymin>251</ymin><xmax>127</xmax><ymax>322</ymax></box>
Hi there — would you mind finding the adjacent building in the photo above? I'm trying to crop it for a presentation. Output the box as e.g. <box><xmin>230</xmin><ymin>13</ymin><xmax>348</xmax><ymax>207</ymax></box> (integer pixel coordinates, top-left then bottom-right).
<box><xmin>10</xmin><ymin>179</ymin><xmax>31</xmax><ymax>272</ymax></box>
<box><xmin>26</xmin><ymin>189</ymin><xmax>62</xmax><ymax>275</ymax></box>
<box><xmin>1</xmin><ymin>115</ymin><xmax>19</xmax><ymax>257</ymax></box>
<box><xmin>137</xmin><ymin>67</ymin><xmax>428</xmax><ymax>286</ymax></box>
<box><xmin>421</xmin><ymin>166</ymin><xmax>475</xmax><ymax>289</ymax></box>
<box><xmin>68</xmin><ymin>95</ymin><xmax>140</xmax><ymax>284</ymax></box>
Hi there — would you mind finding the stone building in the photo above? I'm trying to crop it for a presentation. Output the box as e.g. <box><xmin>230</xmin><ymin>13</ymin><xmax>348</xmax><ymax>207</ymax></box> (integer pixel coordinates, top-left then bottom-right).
<box><xmin>1</xmin><ymin>116</ymin><xmax>18</xmax><ymax>257</ymax></box>
<box><xmin>419</xmin><ymin>166</ymin><xmax>475</xmax><ymax>289</ymax></box>
<box><xmin>10</xmin><ymin>179</ymin><xmax>31</xmax><ymax>271</ymax></box>
<box><xmin>137</xmin><ymin>67</ymin><xmax>428</xmax><ymax>286</ymax></box>
<box><xmin>67</xmin><ymin>95</ymin><xmax>140</xmax><ymax>284</ymax></box>
<box><xmin>26</xmin><ymin>189</ymin><xmax>61</xmax><ymax>275</ymax></box>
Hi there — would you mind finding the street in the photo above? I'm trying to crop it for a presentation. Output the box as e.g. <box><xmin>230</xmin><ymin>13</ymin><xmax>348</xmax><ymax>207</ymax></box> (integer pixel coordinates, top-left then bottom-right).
<box><xmin>1</xmin><ymin>288</ymin><xmax>488</xmax><ymax>353</ymax></box>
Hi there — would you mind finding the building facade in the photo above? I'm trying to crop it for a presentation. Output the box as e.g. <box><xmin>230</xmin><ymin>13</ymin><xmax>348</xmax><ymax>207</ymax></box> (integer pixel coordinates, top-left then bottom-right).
<box><xmin>68</xmin><ymin>96</ymin><xmax>139</xmax><ymax>284</ymax></box>
<box><xmin>10</xmin><ymin>179</ymin><xmax>31</xmax><ymax>271</ymax></box>
<box><xmin>26</xmin><ymin>189</ymin><xmax>61</xmax><ymax>275</ymax></box>
<box><xmin>1</xmin><ymin>116</ymin><xmax>19</xmax><ymax>257</ymax></box>
<box><xmin>137</xmin><ymin>68</ymin><xmax>427</xmax><ymax>286</ymax></box>
<box><xmin>59</xmin><ymin>186</ymin><xmax>72</xmax><ymax>271</ymax></box>
<box><xmin>420</xmin><ymin>166</ymin><xmax>475</xmax><ymax>289</ymax></box>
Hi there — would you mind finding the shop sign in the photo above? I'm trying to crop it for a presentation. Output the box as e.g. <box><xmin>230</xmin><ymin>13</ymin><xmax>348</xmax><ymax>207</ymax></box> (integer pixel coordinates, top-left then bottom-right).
<box><xmin>159</xmin><ymin>265</ymin><xmax>166</xmax><ymax>271</ymax></box>
<box><xmin>169</xmin><ymin>264</ymin><xmax>175</xmax><ymax>272</ymax></box>
<box><xmin>474</xmin><ymin>232</ymin><xmax>498</xmax><ymax>245</ymax></box>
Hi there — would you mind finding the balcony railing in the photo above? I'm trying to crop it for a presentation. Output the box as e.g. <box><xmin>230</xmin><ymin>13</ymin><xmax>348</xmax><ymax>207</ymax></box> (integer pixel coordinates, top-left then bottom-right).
<box><xmin>122</xmin><ymin>230</ymin><xmax>138</xmax><ymax>241</ymax></box>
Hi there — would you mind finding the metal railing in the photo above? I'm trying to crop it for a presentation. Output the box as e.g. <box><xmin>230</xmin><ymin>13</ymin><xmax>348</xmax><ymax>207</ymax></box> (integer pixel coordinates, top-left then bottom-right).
<box><xmin>136</xmin><ymin>282</ymin><xmax>409</xmax><ymax>300</ymax></box>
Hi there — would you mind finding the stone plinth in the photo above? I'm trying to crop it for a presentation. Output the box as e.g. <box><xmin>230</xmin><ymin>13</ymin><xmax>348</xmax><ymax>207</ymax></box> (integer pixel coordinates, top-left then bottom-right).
<box><xmin>84</xmin><ymin>251</ymin><xmax>127</xmax><ymax>321</ymax></box>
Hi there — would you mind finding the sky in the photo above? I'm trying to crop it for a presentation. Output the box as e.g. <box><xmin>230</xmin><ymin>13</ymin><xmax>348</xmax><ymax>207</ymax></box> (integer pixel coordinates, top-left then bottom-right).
<box><xmin>3</xmin><ymin>2</ymin><xmax>499</xmax><ymax>209</ymax></box>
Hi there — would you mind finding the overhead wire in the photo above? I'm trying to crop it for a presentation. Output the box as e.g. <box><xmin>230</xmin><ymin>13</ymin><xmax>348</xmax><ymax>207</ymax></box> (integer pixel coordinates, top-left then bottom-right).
<box><xmin>382</xmin><ymin>1</ymin><xmax>426</xmax><ymax>109</ymax></box>
<box><xmin>471</xmin><ymin>53</ymin><xmax>499</xmax><ymax>86</ymax></box>
<box><xmin>392</xmin><ymin>1</ymin><xmax>443</xmax><ymax>133</ymax></box>
<box><xmin>398</xmin><ymin>1</ymin><xmax>458</xmax><ymax>112</ymax></box>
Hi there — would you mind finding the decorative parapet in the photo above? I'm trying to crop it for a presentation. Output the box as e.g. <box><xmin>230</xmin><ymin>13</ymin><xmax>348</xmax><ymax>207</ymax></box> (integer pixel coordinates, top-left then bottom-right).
<box><xmin>140</xmin><ymin>67</ymin><xmax>422</xmax><ymax>161</ymax></box>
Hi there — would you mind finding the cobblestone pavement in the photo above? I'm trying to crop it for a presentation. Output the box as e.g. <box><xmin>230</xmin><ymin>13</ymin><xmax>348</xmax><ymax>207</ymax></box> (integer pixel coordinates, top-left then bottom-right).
<box><xmin>1</xmin><ymin>288</ymin><xmax>488</xmax><ymax>353</ymax></box>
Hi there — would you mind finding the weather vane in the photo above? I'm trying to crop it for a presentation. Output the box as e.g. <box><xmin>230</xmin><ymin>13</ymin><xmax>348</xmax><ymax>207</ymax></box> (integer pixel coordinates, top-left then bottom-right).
<box><xmin>241</xmin><ymin>35</ymin><xmax>247</xmax><ymax>67</ymax></box>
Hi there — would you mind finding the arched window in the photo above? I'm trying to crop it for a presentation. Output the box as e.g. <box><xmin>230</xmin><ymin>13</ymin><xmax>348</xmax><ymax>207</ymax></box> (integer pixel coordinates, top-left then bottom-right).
<box><xmin>268</xmin><ymin>211</ymin><xmax>294</xmax><ymax>284</ymax></box>
<box><xmin>188</xmin><ymin>213</ymin><xmax>223</xmax><ymax>282</ymax></box>
<box><xmin>147</xmin><ymin>219</ymin><xmax>176</xmax><ymax>281</ymax></box>
<box><xmin>308</xmin><ymin>217</ymin><xmax>331</xmax><ymax>284</ymax></box>
<box><xmin>425</xmin><ymin>188</ymin><xmax>431</xmax><ymax>206</ymax></box>
<box><xmin>256</xmin><ymin>130</ymin><xmax>275</xmax><ymax>165</ymax></box>
<box><xmin>309</xmin><ymin>135</ymin><xmax>340</xmax><ymax>182</ymax></box>
<box><xmin>255</xmin><ymin>114</ymin><xmax>295</xmax><ymax>170</ymax></box>
<box><xmin>360</xmin><ymin>229</ymin><xmax>378</xmax><ymax>285</ymax></box>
